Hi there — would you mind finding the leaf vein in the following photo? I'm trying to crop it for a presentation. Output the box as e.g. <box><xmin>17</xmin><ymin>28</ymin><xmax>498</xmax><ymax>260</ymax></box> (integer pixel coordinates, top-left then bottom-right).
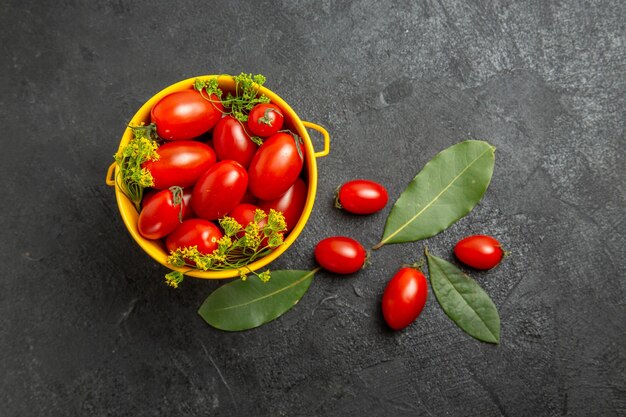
<box><xmin>382</xmin><ymin>146</ymin><xmax>493</xmax><ymax>245</ymax></box>
<box><xmin>431</xmin><ymin>260</ymin><xmax>498</xmax><ymax>340</ymax></box>
<box><xmin>206</xmin><ymin>269</ymin><xmax>317</xmax><ymax>313</ymax></box>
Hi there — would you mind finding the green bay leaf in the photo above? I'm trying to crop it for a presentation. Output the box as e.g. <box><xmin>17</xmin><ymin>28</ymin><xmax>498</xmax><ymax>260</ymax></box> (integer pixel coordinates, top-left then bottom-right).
<box><xmin>198</xmin><ymin>269</ymin><xmax>316</xmax><ymax>331</ymax></box>
<box><xmin>426</xmin><ymin>250</ymin><xmax>500</xmax><ymax>344</ymax></box>
<box><xmin>375</xmin><ymin>140</ymin><xmax>495</xmax><ymax>248</ymax></box>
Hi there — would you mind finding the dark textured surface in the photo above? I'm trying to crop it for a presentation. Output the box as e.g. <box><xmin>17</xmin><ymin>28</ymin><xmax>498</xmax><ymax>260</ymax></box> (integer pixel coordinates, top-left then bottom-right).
<box><xmin>1</xmin><ymin>1</ymin><xmax>625</xmax><ymax>416</ymax></box>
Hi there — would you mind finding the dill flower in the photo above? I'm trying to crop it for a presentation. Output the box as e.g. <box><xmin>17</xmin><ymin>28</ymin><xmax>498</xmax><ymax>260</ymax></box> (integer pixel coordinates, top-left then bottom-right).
<box><xmin>165</xmin><ymin>271</ymin><xmax>184</xmax><ymax>288</ymax></box>
<box><xmin>257</xmin><ymin>270</ymin><xmax>271</xmax><ymax>283</ymax></box>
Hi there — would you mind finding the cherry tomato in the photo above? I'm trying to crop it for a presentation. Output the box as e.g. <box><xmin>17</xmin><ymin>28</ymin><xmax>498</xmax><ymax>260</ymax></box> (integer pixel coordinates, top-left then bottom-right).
<box><xmin>258</xmin><ymin>178</ymin><xmax>307</xmax><ymax>231</ymax></box>
<box><xmin>165</xmin><ymin>219</ymin><xmax>223</xmax><ymax>255</ymax></box>
<box><xmin>229</xmin><ymin>203</ymin><xmax>270</xmax><ymax>245</ymax></box>
<box><xmin>382</xmin><ymin>267</ymin><xmax>428</xmax><ymax>330</ymax></box>
<box><xmin>247</xmin><ymin>103</ymin><xmax>284</xmax><ymax>137</ymax></box>
<box><xmin>337</xmin><ymin>179</ymin><xmax>388</xmax><ymax>214</ymax></box>
<box><xmin>454</xmin><ymin>235</ymin><xmax>504</xmax><ymax>270</ymax></box>
<box><xmin>151</xmin><ymin>90</ymin><xmax>223</xmax><ymax>140</ymax></box>
<box><xmin>142</xmin><ymin>141</ymin><xmax>216</xmax><ymax>189</ymax></box>
<box><xmin>248</xmin><ymin>132</ymin><xmax>304</xmax><ymax>200</ymax></box>
<box><xmin>137</xmin><ymin>187</ymin><xmax>185</xmax><ymax>239</ymax></box>
<box><xmin>314</xmin><ymin>236</ymin><xmax>366</xmax><ymax>274</ymax></box>
<box><xmin>191</xmin><ymin>160</ymin><xmax>248</xmax><ymax>220</ymax></box>
<box><xmin>143</xmin><ymin>187</ymin><xmax>194</xmax><ymax>220</ymax></box>
<box><xmin>212</xmin><ymin>116</ymin><xmax>258</xmax><ymax>169</ymax></box>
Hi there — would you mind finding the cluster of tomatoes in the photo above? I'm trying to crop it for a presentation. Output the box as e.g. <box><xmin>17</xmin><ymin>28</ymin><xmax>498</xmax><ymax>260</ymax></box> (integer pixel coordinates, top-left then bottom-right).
<box><xmin>135</xmin><ymin>88</ymin><xmax>306</xmax><ymax>258</ymax></box>
<box><xmin>312</xmin><ymin>181</ymin><xmax>504</xmax><ymax>331</ymax></box>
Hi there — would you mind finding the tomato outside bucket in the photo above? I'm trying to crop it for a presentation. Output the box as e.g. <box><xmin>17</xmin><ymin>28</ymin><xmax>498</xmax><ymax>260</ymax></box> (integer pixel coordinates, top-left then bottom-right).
<box><xmin>105</xmin><ymin>75</ymin><xmax>330</xmax><ymax>279</ymax></box>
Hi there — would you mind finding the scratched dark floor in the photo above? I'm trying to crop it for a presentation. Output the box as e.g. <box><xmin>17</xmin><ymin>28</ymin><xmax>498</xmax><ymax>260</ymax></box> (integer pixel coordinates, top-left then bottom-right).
<box><xmin>1</xmin><ymin>1</ymin><xmax>624</xmax><ymax>416</ymax></box>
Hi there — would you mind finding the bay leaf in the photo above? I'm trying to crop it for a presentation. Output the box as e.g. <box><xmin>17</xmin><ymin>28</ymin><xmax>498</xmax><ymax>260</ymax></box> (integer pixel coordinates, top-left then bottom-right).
<box><xmin>374</xmin><ymin>140</ymin><xmax>495</xmax><ymax>248</ymax></box>
<box><xmin>426</xmin><ymin>250</ymin><xmax>500</xmax><ymax>344</ymax></box>
<box><xmin>198</xmin><ymin>269</ymin><xmax>316</xmax><ymax>331</ymax></box>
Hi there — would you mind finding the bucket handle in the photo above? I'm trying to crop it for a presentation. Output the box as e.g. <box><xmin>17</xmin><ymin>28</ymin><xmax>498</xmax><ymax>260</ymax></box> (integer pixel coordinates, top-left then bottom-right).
<box><xmin>105</xmin><ymin>162</ymin><xmax>116</xmax><ymax>186</ymax></box>
<box><xmin>302</xmin><ymin>121</ymin><xmax>330</xmax><ymax>158</ymax></box>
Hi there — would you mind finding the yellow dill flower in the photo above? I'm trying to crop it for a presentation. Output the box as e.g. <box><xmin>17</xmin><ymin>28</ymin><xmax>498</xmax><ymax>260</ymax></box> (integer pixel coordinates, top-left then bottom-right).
<box><xmin>114</xmin><ymin>125</ymin><xmax>160</xmax><ymax>210</ymax></box>
<box><xmin>181</xmin><ymin>246</ymin><xmax>200</xmax><ymax>259</ymax></box>
<box><xmin>219</xmin><ymin>216</ymin><xmax>243</xmax><ymax>237</ymax></box>
<box><xmin>267</xmin><ymin>233</ymin><xmax>284</xmax><ymax>248</ymax></box>
<box><xmin>254</xmin><ymin>209</ymin><xmax>267</xmax><ymax>224</ymax></box>
<box><xmin>257</xmin><ymin>270</ymin><xmax>271</xmax><ymax>283</ymax></box>
<box><xmin>211</xmin><ymin>253</ymin><xmax>226</xmax><ymax>264</ymax></box>
<box><xmin>195</xmin><ymin>257</ymin><xmax>211</xmax><ymax>271</ymax></box>
<box><xmin>145</xmin><ymin>140</ymin><xmax>160</xmax><ymax>161</ymax></box>
<box><xmin>165</xmin><ymin>271</ymin><xmax>184</xmax><ymax>288</ymax></box>
<box><xmin>239</xmin><ymin>269</ymin><xmax>248</xmax><ymax>281</ymax></box>
<box><xmin>243</xmin><ymin>222</ymin><xmax>261</xmax><ymax>248</ymax></box>
<box><xmin>167</xmin><ymin>246</ymin><xmax>206</xmax><ymax>268</ymax></box>
<box><xmin>167</xmin><ymin>250</ymin><xmax>186</xmax><ymax>267</ymax></box>
<box><xmin>138</xmin><ymin>168</ymin><xmax>154</xmax><ymax>187</ymax></box>
<box><xmin>268</xmin><ymin>209</ymin><xmax>287</xmax><ymax>232</ymax></box>
<box><xmin>217</xmin><ymin>236</ymin><xmax>233</xmax><ymax>253</ymax></box>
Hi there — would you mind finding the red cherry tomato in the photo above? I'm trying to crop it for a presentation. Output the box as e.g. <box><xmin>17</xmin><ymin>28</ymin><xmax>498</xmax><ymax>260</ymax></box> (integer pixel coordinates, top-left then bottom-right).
<box><xmin>229</xmin><ymin>203</ymin><xmax>270</xmax><ymax>243</ymax></box>
<box><xmin>382</xmin><ymin>267</ymin><xmax>428</xmax><ymax>330</ymax></box>
<box><xmin>247</xmin><ymin>103</ymin><xmax>284</xmax><ymax>137</ymax></box>
<box><xmin>137</xmin><ymin>187</ymin><xmax>185</xmax><ymax>239</ymax></box>
<box><xmin>314</xmin><ymin>236</ymin><xmax>366</xmax><ymax>274</ymax></box>
<box><xmin>258</xmin><ymin>178</ymin><xmax>307</xmax><ymax>231</ymax></box>
<box><xmin>248</xmin><ymin>132</ymin><xmax>304</xmax><ymax>200</ymax></box>
<box><xmin>191</xmin><ymin>160</ymin><xmax>248</xmax><ymax>220</ymax></box>
<box><xmin>143</xmin><ymin>187</ymin><xmax>194</xmax><ymax>220</ymax></box>
<box><xmin>454</xmin><ymin>235</ymin><xmax>504</xmax><ymax>270</ymax></box>
<box><xmin>142</xmin><ymin>141</ymin><xmax>216</xmax><ymax>189</ymax></box>
<box><xmin>165</xmin><ymin>219</ymin><xmax>223</xmax><ymax>255</ymax></box>
<box><xmin>151</xmin><ymin>90</ymin><xmax>223</xmax><ymax>140</ymax></box>
<box><xmin>337</xmin><ymin>179</ymin><xmax>388</xmax><ymax>214</ymax></box>
<box><xmin>213</xmin><ymin>116</ymin><xmax>258</xmax><ymax>169</ymax></box>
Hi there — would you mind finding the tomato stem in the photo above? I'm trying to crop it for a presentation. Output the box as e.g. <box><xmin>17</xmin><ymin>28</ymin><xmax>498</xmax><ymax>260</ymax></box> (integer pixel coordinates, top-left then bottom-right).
<box><xmin>168</xmin><ymin>186</ymin><xmax>184</xmax><ymax>223</ymax></box>
<box><xmin>402</xmin><ymin>258</ymin><xmax>424</xmax><ymax>271</ymax></box>
<box><xmin>333</xmin><ymin>185</ymin><xmax>343</xmax><ymax>210</ymax></box>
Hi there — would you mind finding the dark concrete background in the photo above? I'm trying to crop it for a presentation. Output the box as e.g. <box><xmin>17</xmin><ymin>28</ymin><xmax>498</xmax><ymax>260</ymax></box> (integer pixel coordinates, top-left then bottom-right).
<box><xmin>1</xmin><ymin>0</ymin><xmax>624</xmax><ymax>416</ymax></box>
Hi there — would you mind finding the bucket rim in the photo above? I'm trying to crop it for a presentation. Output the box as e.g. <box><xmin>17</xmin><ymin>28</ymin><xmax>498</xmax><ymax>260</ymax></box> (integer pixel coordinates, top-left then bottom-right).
<box><xmin>112</xmin><ymin>74</ymin><xmax>320</xmax><ymax>279</ymax></box>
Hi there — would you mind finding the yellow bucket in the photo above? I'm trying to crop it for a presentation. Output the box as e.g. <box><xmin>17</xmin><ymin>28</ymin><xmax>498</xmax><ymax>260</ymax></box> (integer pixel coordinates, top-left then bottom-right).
<box><xmin>106</xmin><ymin>75</ymin><xmax>330</xmax><ymax>279</ymax></box>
